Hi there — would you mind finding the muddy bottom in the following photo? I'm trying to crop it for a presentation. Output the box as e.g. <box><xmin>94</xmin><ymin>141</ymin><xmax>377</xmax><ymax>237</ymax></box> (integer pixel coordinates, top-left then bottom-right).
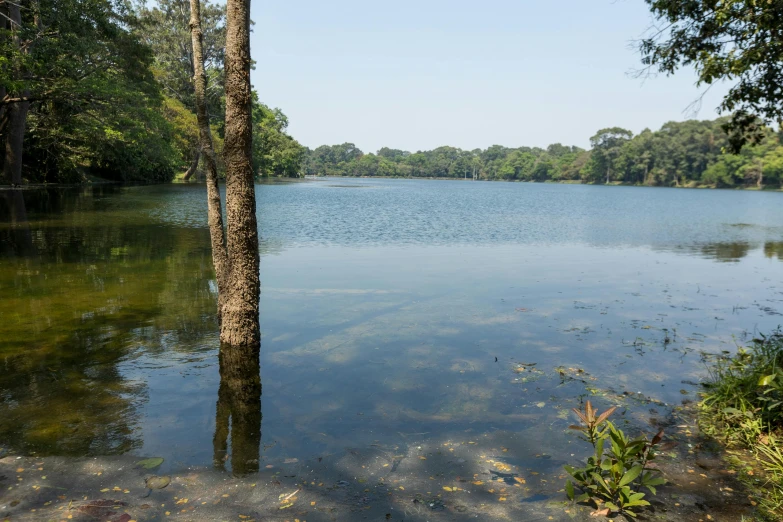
<box><xmin>0</xmin><ymin>411</ymin><xmax>753</xmax><ymax>522</ymax></box>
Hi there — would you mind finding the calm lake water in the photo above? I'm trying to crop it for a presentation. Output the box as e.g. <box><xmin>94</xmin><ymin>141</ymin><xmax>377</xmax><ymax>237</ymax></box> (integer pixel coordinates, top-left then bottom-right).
<box><xmin>1</xmin><ymin>179</ymin><xmax>783</xmax><ymax>476</ymax></box>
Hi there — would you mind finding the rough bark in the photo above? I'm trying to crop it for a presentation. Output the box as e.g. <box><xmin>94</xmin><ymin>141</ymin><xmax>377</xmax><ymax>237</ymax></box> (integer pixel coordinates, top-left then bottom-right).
<box><xmin>189</xmin><ymin>0</ymin><xmax>229</xmax><ymax>319</ymax></box>
<box><xmin>221</xmin><ymin>0</ymin><xmax>259</xmax><ymax>347</ymax></box>
<box><xmin>212</xmin><ymin>343</ymin><xmax>261</xmax><ymax>475</ymax></box>
<box><xmin>3</xmin><ymin>2</ymin><xmax>29</xmax><ymax>186</ymax></box>
<box><xmin>182</xmin><ymin>148</ymin><xmax>201</xmax><ymax>181</ymax></box>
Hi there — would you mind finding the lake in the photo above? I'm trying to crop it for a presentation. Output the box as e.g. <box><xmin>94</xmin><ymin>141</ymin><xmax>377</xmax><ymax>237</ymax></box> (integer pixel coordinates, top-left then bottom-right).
<box><xmin>1</xmin><ymin>178</ymin><xmax>782</xmax><ymax>481</ymax></box>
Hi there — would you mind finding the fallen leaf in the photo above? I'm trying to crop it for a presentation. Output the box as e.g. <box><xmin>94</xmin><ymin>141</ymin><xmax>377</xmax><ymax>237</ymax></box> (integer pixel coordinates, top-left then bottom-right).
<box><xmin>136</xmin><ymin>458</ymin><xmax>164</xmax><ymax>469</ymax></box>
<box><xmin>145</xmin><ymin>476</ymin><xmax>171</xmax><ymax>490</ymax></box>
<box><xmin>591</xmin><ymin>508</ymin><xmax>610</xmax><ymax>517</ymax></box>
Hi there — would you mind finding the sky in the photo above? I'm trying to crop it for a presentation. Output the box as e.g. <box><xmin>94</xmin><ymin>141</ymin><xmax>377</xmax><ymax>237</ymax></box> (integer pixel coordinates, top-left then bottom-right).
<box><xmin>249</xmin><ymin>0</ymin><xmax>730</xmax><ymax>153</ymax></box>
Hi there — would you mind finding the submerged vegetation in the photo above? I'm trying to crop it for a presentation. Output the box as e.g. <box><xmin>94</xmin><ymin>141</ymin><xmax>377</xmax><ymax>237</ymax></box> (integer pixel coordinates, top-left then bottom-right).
<box><xmin>306</xmin><ymin>118</ymin><xmax>783</xmax><ymax>188</ymax></box>
<box><xmin>700</xmin><ymin>330</ymin><xmax>783</xmax><ymax>520</ymax></box>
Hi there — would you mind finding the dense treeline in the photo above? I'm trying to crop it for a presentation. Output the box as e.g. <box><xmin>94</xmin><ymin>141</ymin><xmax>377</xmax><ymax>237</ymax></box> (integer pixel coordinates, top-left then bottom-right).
<box><xmin>0</xmin><ymin>0</ymin><xmax>304</xmax><ymax>184</ymax></box>
<box><xmin>306</xmin><ymin>118</ymin><xmax>783</xmax><ymax>188</ymax></box>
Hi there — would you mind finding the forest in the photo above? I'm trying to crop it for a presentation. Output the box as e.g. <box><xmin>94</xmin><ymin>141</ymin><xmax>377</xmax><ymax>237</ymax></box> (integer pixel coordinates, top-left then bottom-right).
<box><xmin>305</xmin><ymin>118</ymin><xmax>783</xmax><ymax>188</ymax></box>
<box><xmin>3</xmin><ymin>1</ymin><xmax>783</xmax><ymax>190</ymax></box>
<box><xmin>0</xmin><ymin>0</ymin><xmax>305</xmax><ymax>184</ymax></box>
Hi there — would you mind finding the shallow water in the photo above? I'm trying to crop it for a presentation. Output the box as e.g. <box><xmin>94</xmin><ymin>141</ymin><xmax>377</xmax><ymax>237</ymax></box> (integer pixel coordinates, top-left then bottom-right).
<box><xmin>1</xmin><ymin>179</ymin><xmax>782</xmax><ymax>478</ymax></box>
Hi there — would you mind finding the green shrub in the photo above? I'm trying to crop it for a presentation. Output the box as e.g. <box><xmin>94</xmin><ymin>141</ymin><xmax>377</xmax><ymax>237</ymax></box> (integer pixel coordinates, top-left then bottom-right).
<box><xmin>564</xmin><ymin>401</ymin><xmax>666</xmax><ymax>518</ymax></box>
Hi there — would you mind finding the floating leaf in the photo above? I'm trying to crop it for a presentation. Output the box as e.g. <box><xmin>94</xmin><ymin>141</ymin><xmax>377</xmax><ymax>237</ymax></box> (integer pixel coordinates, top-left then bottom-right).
<box><xmin>443</xmin><ymin>486</ymin><xmax>453</xmax><ymax>492</ymax></box>
<box><xmin>144</xmin><ymin>476</ymin><xmax>171</xmax><ymax>490</ymax></box>
<box><xmin>136</xmin><ymin>458</ymin><xmax>164</xmax><ymax>469</ymax></box>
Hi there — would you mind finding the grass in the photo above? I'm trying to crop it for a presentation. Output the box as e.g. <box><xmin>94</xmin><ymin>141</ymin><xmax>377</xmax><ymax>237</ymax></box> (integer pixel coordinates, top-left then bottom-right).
<box><xmin>699</xmin><ymin>329</ymin><xmax>783</xmax><ymax>520</ymax></box>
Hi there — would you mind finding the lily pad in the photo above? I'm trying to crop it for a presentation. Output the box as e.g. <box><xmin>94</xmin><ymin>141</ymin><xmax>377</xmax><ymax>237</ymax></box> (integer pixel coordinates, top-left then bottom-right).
<box><xmin>145</xmin><ymin>475</ymin><xmax>171</xmax><ymax>490</ymax></box>
<box><xmin>136</xmin><ymin>457</ymin><xmax>164</xmax><ymax>469</ymax></box>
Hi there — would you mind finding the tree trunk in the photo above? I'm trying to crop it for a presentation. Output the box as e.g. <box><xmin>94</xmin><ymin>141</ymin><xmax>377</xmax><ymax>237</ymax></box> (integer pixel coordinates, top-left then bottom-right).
<box><xmin>3</xmin><ymin>2</ymin><xmax>29</xmax><ymax>186</ymax></box>
<box><xmin>182</xmin><ymin>148</ymin><xmax>201</xmax><ymax>181</ymax></box>
<box><xmin>190</xmin><ymin>0</ymin><xmax>230</xmax><ymax>324</ymax></box>
<box><xmin>221</xmin><ymin>0</ymin><xmax>259</xmax><ymax>347</ymax></box>
<box><xmin>758</xmin><ymin>159</ymin><xmax>764</xmax><ymax>189</ymax></box>
<box><xmin>0</xmin><ymin>4</ymin><xmax>8</xmax><ymax>137</ymax></box>
<box><xmin>190</xmin><ymin>0</ymin><xmax>260</xmax><ymax>348</ymax></box>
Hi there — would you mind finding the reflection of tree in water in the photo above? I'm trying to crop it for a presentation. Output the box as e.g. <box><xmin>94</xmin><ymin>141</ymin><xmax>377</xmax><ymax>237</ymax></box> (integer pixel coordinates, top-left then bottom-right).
<box><xmin>660</xmin><ymin>240</ymin><xmax>783</xmax><ymax>263</ymax></box>
<box><xmin>0</xmin><ymin>188</ymin><xmax>219</xmax><ymax>456</ymax></box>
<box><xmin>700</xmin><ymin>241</ymin><xmax>751</xmax><ymax>262</ymax></box>
<box><xmin>764</xmin><ymin>242</ymin><xmax>783</xmax><ymax>261</ymax></box>
<box><xmin>0</xmin><ymin>190</ymin><xmax>35</xmax><ymax>258</ymax></box>
<box><xmin>213</xmin><ymin>344</ymin><xmax>261</xmax><ymax>476</ymax></box>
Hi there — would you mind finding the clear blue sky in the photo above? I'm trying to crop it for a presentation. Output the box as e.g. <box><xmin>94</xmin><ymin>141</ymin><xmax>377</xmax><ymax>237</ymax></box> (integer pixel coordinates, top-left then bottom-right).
<box><xmin>249</xmin><ymin>0</ymin><xmax>729</xmax><ymax>153</ymax></box>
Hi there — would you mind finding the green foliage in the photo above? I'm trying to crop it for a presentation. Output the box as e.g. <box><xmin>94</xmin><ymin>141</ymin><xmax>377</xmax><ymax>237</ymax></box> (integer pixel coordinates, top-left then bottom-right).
<box><xmin>564</xmin><ymin>401</ymin><xmax>666</xmax><ymax>518</ymax></box>
<box><xmin>700</xmin><ymin>330</ymin><xmax>783</xmax><ymax>520</ymax></box>
<box><xmin>251</xmin><ymin>93</ymin><xmax>306</xmax><ymax>178</ymax></box>
<box><xmin>700</xmin><ymin>330</ymin><xmax>783</xmax><ymax>447</ymax></box>
<box><xmin>306</xmin><ymin>118</ymin><xmax>783</xmax><ymax>188</ymax></box>
<box><xmin>640</xmin><ymin>1</ymin><xmax>783</xmax><ymax>152</ymax></box>
<box><xmin>1</xmin><ymin>0</ymin><xmax>179</xmax><ymax>183</ymax></box>
<box><xmin>2</xmin><ymin>0</ymin><xmax>304</xmax><ymax>183</ymax></box>
<box><xmin>137</xmin><ymin>0</ymin><xmax>226</xmax><ymax>127</ymax></box>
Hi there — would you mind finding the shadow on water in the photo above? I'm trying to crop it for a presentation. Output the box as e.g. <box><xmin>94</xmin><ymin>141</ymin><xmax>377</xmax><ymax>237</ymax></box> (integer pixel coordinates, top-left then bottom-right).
<box><xmin>213</xmin><ymin>344</ymin><xmax>262</xmax><ymax>476</ymax></box>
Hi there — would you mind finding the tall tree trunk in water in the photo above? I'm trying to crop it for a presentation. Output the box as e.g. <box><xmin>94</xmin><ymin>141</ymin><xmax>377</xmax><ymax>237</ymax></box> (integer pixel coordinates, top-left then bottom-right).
<box><xmin>3</xmin><ymin>2</ymin><xmax>30</xmax><ymax>186</ymax></box>
<box><xmin>182</xmin><ymin>148</ymin><xmax>201</xmax><ymax>181</ymax></box>
<box><xmin>190</xmin><ymin>0</ymin><xmax>259</xmax><ymax>347</ymax></box>
<box><xmin>189</xmin><ymin>0</ymin><xmax>229</xmax><ymax>320</ymax></box>
<box><xmin>222</xmin><ymin>0</ymin><xmax>259</xmax><ymax>347</ymax></box>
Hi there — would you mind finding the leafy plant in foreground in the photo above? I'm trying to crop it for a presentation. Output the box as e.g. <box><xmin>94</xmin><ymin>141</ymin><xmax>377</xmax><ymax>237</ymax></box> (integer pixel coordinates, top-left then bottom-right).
<box><xmin>564</xmin><ymin>401</ymin><xmax>666</xmax><ymax>518</ymax></box>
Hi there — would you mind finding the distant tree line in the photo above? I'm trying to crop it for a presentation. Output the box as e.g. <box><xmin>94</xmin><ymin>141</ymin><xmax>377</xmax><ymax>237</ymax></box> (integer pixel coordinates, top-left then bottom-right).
<box><xmin>305</xmin><ymin>118</ymin><xmax>783</xmax><ymax>188</ymax></box>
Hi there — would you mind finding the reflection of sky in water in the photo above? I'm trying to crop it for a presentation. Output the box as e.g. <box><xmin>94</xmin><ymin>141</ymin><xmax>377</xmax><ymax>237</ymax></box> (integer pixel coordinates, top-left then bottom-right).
<box><xmin>1</xmin><ymin>181</ymin><xmax>782</xmax><ymax>473</ymax></box>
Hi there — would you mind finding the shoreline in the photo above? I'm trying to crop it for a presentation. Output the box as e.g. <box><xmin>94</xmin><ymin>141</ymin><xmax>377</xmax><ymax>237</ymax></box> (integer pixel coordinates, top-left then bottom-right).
<box><xmin>307</xmin><ymin>175</ymin><xmax>783</xmax><ymax>191</ymax></box>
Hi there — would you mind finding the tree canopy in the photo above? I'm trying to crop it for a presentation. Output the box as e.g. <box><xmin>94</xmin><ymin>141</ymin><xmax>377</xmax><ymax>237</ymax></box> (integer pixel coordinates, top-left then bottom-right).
<box><xmin>305</xmin><ymin>117</ymin><xmax>783</xmax><ymax>188</ymax></box>
<box><xmin>640</xmin><ymin>0</ymin><xmax>783</xmax><ymax>152</ymax></box>
<box><xmin>0</xmin><ymin>0</ymin><xmax>305</xmax><ymax>184</ymax></box>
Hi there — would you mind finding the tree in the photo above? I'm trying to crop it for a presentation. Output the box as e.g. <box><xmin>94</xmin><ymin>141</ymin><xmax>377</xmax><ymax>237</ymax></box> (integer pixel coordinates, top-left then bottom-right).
<box><xmin>587</xmin><ymin>128</ymin><xmax>633</xmax><ymax>183</ymax></box>
<box><xmin>218</xmin><ymin>0</ymin><xmax>259</xmax><ymax>347</ymax></box>
<box><xmin>251</xmin><ymin>94</ymin><xmax>306</xmax><ymax>177</ymax></box>
<box><xmin>189</xmin><ymin>0</ymin><xmax>227</xmax><ymax>318</ymax></box>
<box><xmin>2</xmin><ymin>0</ymin><xmax>29</xmax><ymax>185</ymax></box>
<box><xmin>639</xmin><ymin>1</ymin><xmax>783</xmax><ymax>152</ymax></box>
<box><xmin>140</xmin><ymin>0</ymin><xmax>225</xmax><ymax>179</ymax></box>
<box><xmin>1</xmin><ymin>0</ymin><xmax>177</xmax><ymax>184</ymax></box>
